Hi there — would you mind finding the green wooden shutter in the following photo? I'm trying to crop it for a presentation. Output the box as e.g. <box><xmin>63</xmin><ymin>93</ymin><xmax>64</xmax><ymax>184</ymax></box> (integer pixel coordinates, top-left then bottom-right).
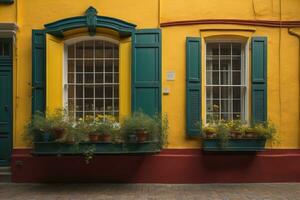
<box><xmin>131</xmin><ymin>29</ymin><xmax>161</xmax><ymax>116</ymax></box>
<box><xmin>32</xmin><ymin>30</ymin><xmax>46</xmax><ymax>114</ymax></box>
<box><xmin>251</xmin><ymin>37</ymin><xmax>267</xmax><ymax>123</ymax></box>
<box><xmin>186</xmin><ymin>37</ymin><xmax>201</xmax><ymax>137</ymax></box>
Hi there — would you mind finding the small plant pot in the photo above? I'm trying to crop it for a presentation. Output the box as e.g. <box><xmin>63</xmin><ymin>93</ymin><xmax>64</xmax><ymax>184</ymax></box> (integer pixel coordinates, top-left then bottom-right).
<box><xmin>88</xmin><ymin>133</ymin><xmax>99</xmax><ymax>142</ymax></box>
<box><xmin>230</xmin><ymin>131</ymin><xmax>243</xmax><ymax>139</ymax></box>
<box><xmin>245</xmin><ymin>131</ymin><xmax>257</xmax><ymax>138</ymax></box>
<box><xmin>42</xmin><ymin>132</ymin><xmax>54</xmax><ymax>142</ymax></box>
<box><xmin>53</xmin><ymin>128</ymin><xmax>65</xmax><ymax>139</ymax></box>
<box><xmin>136</xmin><ymin>129</ymin><xmax>148</xmax><ymax>143</ymax></box>
<box><xmin>128</xmin><ymin>134</ymin><xmax>137</xmax><ymax>143</ymax></box>
<box><xmin>205</xmin><ymin>131</ymin><xmax>217</xmax><ymax>139</ymax></box>
<box><xmin>99</xmin><ymin>133</ymin><xmax>111</xmax><ymax>142</ymax></box>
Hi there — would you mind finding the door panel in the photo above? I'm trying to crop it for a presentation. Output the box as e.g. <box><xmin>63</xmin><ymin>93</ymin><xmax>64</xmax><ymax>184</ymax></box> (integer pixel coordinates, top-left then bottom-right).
<box><xmin>0</xmin><ymin>38</ymin><xmax>12</xmax><ymax>166</ymax></box>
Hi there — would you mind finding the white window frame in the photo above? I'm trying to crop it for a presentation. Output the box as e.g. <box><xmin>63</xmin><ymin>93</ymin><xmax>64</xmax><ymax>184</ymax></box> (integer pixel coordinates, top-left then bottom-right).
<box><xmin>204</xmin><ymin>38</ymin><xmax>250</xmax><ymax>124</ymax></box>
<box><xmin>63</xmin><ymin>36</ymin><xmax>120</xmax><ymax>119</ymax></box>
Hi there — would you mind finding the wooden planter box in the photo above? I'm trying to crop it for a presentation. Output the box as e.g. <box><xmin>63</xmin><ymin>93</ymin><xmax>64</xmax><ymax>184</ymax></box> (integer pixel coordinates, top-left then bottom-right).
<box><xmin>32</xmin><ymin>141</ymin><xmax>161</xmax><ymax>155</ymax></box>
<box><xmin>203</xmin><ymin>138</ymin><xmax>266</xmax><ymax>152</ymax></box>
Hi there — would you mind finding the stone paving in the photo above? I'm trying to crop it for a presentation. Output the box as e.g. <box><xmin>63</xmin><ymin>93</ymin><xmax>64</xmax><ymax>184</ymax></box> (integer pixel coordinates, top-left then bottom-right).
<box><xmin>0</xmin><ymin>183</ymin><xmax>300</xmax><ymax>200</ymax></box>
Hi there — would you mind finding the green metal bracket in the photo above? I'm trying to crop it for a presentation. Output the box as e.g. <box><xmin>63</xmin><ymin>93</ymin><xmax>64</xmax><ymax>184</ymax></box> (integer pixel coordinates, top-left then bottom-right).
<box><xmin>85</xmin><ymin>6</ymin><xmax>98</xmax><ymax>36</ymax></box>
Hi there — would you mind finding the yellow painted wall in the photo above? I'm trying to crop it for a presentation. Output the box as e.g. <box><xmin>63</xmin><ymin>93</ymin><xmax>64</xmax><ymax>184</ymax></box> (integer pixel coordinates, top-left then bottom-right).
<box><xmin>1</xmin><ymin>0</ymin><xmax>300</xmax><ymax>149</ymax></box>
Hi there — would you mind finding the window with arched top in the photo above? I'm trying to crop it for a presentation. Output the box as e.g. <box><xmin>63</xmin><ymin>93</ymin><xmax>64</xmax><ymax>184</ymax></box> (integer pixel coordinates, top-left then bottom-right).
<box><xmin>65</xmin><ymin>38</ymin><xmax>119</xmax><ymax>119</ymax></box>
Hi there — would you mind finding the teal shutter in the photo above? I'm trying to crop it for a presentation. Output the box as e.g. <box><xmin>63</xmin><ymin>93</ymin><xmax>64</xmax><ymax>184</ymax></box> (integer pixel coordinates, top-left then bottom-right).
<box><xmin>0</xmin><ymin>0</ymin><xmax>14</xmax><ymax>4</ymax></box>
<box><xmin>251</xmin><ymin>37</ymin><xmax>267</xmax><ymax>123</ymax></box>
<box><xmin>131</xmin><ymin>29</ymin><xmax>161</xmax><ymax>116</ymax></box>
<box><xmin>32</xmin><ymin>30</ymin><xmax>46</xmax><ymax>114</ymax></box>
<box><xmin>186</xmin><ymin>37</ymin><xmax>201</xmax><ymax>137</ymax></box>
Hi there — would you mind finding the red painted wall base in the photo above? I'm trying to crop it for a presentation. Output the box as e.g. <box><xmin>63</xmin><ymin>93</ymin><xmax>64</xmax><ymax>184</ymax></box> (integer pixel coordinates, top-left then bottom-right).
<box><xmin>11</xmin><ymin>149</ymin><xmax>300</xmax><ymax>183</ymax></box>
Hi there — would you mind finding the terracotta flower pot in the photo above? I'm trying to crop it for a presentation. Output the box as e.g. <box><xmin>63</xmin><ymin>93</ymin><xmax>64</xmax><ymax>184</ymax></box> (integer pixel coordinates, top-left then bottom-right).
<box><xmin>245</xmin><ymin>131</ymin><xmax>257</xmax><ymax>138</ymax></box>
<box><xmin>99</xmin><ymin>133</ymin><xmax>111</xmax><ymax>142</ymax></box>
<box><xmin>136</xmin><ymin>129</ymin><xmax>148</xmax><ymax>143</ymax></box>
<box><xmin>89</xmin><ymin>133</ymin><xmax>99</xmax><ymax>142</ymax></box>
<box><xmin>205</xmin><ymin>131</ymin><xmax>216</xmax><ymax>139</ymax></box>
<box><xmin>230</xmin><ymin>131</ymin><xmax>243</xmax><ymax>139</ymax></box>
<box><xmin>53</xmin><ymin>128</ymin><xmax>65</xmax><ymax>139</ymax></box>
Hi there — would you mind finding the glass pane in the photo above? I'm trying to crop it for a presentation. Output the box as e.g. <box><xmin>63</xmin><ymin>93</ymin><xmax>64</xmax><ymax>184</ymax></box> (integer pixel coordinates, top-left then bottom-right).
<box><xmin>221</xmin><ymin>100</ymin><xmax>230</xmax><ymax>112</ymax></box>
<box><xmin>207</xmin><ymin>43</ymin><xmax>219</xmax><ymax>55</ymax></box>
<box><xmin>105</xmin><ymin>73</ymin><xmax>113</xmax><ymax>83</ymax></box>
<box><xmin>105</xmin><ymin>99</ymin><xmax>113</xmax><ymax>113</ymax></box>
<box><xmin>114</xmin><ymin>73</ymin><xmax>119</xmax><ymax>83</ymax></box>
<box><xmin>68</xmin><ymin>85</ymin><xmax>74</xmax><ymax>98</ymax></box>
<box><xmin>85</xmin><ymin>60</ymin><xmax>94</xmax><ymax>72</ymax></box>
<box><xmin>85</xmin><ymin>73</ymin><xmax>94</xmax><ymax>84</ymax></box>
<box><xmin>220</xmin><ymin>59</ymin><xmax>230</xmax><ymax>70</ymax></box>
<box><xmin>221</xmin><ymin>72</ymin><xmax>230</xmax><ymax>85</ymax></box>
<box><xmin>233</xmin><ymin>113</ymin><xmax>241</xmax><ymax>120</ymax></box>
<box><xmin>220</xmin><ymin>43</ymin><xmax>231</xmax><ymax>55</ymax></box>
<box><xmin>105</xmin><ymin>60</ymin><xmax>113</xmax><ymax>72</ymax></box>
<box><xmin>232</xmin><ymin>72</ymin><xmax>241</xmax><ymax>85</ymax></box>
<box><xmin>84</xmin><ymin>40</ymin><xmax>94</xmax><ymax>58</ymax></box>
<box><xmin>75</xmin><ymin>42</ymin><xmax>83</xmax><ymax>58</ymax></box>
<box><xmin>95</xmin><ymin>60</ymin><xmax>103</xmax><ymax>72</ymax></box>
<box><xmin>113</xmin><ymin>44</ymin><xmax>119</xmax><ymax>58</ymax></box>
<box><xmin>212</xmin><ymin>72</ymin><xmax>219</xmax><ymax>85</ymax></box>
<box><xmin>206</xmin><ymin>100</ymin><xmax>213</xmax><ymax>112</ymax></box>
<box><xmin>95</xmin><ymin>86</ymin><xmax>104</xmax><ymax>98</ymax></box>
<box><xmin>76</xmin><ymin>85</ymin><xmax>83</xmax><ymax>98</ymax></box>
<box><xmin>114</xmin><ymin>60</ymin><xmax>119</xmax><ymax>72</ymax></box>
<box><xmin>76</xmin><ymin>99</ymin><xmax>83</xmax><ymax>111</ymax></box>
<box><xmin>114</xmin><ymin>85</ymin><xmax>119</xmax><ymax>98</ymax></box>
<box><xmin>233</xmin><ymin>100</ymin><xmax>241</xmax><ymax>112</ymax></box>
<box><xmin>68</xmin><ymin>99</ymin><xmax>75</xmax><ymax>112</ymax></box>
<box><xmin>68</xmin><ymin>60</ymin><xmax>74</xmax><ymax>73</ymax></box>
<box><xmin>221</xmin><ymin>113</ymin><xmax>229</xmax><ymax>120</ymax></box>
<box><xmin>95</xmin><ymin>73</ymin><xmax>103</xmax><ymax>83</ymax></box>
<box><xmin>105</xmin><ymin>86</ymin><xmax>113</xmax><ymax>97</ymax></box>
<box><xmin>85</xmin><ymin>99</ymin><xmax>94</xmax><ymax>111</ymax></box>
<box><xmin>95</xmin><ymin>40</ymin><xmax>104</xmax><ymax>58</ymax></box>
<box><xmin>105</xmin><ymin>42</ymin><xmax>113</xmax><ymax>58</ymax></box>
<box><xmin>233</xmin><ymin>87</ymin><xmax>241</xmax><ymax>99</ymax></box>
<box><xmin>95</xmin><ymin>99</ymin><xmax>104</xmax><ymax>111</ymax></box>
<box><xmin>221</xmin><ymin>87</ymin><xmax>229</xmax><ymax>99</ymax></box>
<box><xmin>232</xmin><ymin>43</ymin><xmax>241</xmax><ymax>55</ymax></box>
<box><xmin>76</xmin><ymin>74</ymin><xmax>83</xmax><ymax>83</ymax></box>
<box><xmin>206</xmin><ymin>71</ymin><xmax>212</xmax><ymax>85</ymax></box>
<box><xmin>68</xmin><ymin>45</ymin><xmax>75</xmax><ymax>58</ymax></box>
<box><xmin>68</xmin><ymin>73</ymin><xmax>74</xmax><ymax>83</ymax></box>
<box><xmin>232</xmin><ymin>58</ymin><xmax>241</xmax><ymax>70</ymax></box>
<box><xmin>114</xmin><ymin>99</ymin><xmax>119</xmax><ymax>110</ymax></box>
<box><xmin>213</xmin><ymin>87</ymin><xmax>219</xmax><ymax>98</ymax></box>
<box><xmin>212</xmin><ymin>100</ymin><xmax>220</xmax><ymax>112</ymax></box>
<box><xmin>76</xmin><ymin>60</ymin><xmax>83</xmax><ymax>72</ymax></box>
<box><xmin>76</xmin><ymin>112</ymin><xmax>83</xmax><ymax>119</ymax></box>
<box><xmin>206</xmin><ymin>87</ymin><xmax>212</xmax><ymax>99</ymax></box>
<box><xmin>84</xmin><ymin>86</ymin><xmax>94</xmax><ymax>98</ymax></box>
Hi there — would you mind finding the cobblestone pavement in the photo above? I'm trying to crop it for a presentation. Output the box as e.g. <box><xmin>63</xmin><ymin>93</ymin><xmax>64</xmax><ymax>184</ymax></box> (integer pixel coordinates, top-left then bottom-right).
<box><xmin>0</xmin><ymin>183</ymin><xmax>300</xmax><ymax>200</ymax></box>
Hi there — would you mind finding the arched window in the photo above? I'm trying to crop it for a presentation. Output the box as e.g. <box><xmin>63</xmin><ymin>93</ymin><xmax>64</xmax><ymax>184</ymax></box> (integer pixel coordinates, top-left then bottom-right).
<box><xmin>65</xmin><ymin>38</ymin><xmax>119</xmax><ymax>119</ymax></box>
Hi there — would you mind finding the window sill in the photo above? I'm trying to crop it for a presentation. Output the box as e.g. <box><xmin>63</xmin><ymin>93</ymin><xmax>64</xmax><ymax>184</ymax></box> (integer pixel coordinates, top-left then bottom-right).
<box><xmin>203</xmin><ymin>138</ymin><xmax>266</xmax><ymax>152</ymax></box>
<box><xmin>32</xmin><ymin>141</ymin><xmax>161</xmax><ymax>155</ymax></box>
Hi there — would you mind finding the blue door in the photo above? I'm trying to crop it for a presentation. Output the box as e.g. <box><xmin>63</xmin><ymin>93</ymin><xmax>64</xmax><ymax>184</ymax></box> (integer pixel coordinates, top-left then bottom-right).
<box><xmin>0</xmin><ymin>38</ymin><xmax>12</xmax><ymax>166</ymax></box>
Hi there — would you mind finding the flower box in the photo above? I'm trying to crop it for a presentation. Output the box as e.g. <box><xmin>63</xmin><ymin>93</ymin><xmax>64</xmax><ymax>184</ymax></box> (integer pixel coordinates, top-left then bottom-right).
<box><xmin>202</xmin><ymin>138</ymin><xmax>266</xmax><ymax>151</ymax></box>
<box><xmin>32</xmin><ymin>141</ymin><xmax>161</xmax><ymax>155</ymax></box>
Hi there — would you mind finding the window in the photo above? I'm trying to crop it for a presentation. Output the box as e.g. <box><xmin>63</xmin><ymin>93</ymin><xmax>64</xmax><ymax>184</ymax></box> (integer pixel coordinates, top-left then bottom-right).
<box><xmin>66</xmin><ymin>39</ymin><xmax>119</xmax><ymax>119</ymax></box>
<box><xmin>205</xmin><ymin>41</ymin><xmax>247</xmax><ymax>122</ymax></box>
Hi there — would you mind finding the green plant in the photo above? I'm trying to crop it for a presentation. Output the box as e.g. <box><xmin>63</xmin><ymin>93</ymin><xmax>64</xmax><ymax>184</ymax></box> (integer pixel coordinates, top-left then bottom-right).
<box><xmin>253</xmin><ymin>121</ymin><xmax>277</xmax><ymax>139</ymax></box>
<box><xmin>215</xmin><ymin>121</ymin><xmax>230</xmax><ymax>147</ymax></box>
<box><xmin>82</xmin><ymin>145</ymin><xmax>96</xmax><ymax>164</ymax></box>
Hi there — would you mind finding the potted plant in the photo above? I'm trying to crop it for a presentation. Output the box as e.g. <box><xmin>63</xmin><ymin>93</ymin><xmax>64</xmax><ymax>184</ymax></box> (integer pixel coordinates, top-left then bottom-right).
<box><xmin>202</xmin><ymin>124</ymin><xmax>217</xmax><ymax>138</ymax></box>
<box><xmin>121</xmin><ymin>112</ymin><xmax>159</xmax><ymax>143</ymax></box>
<box><xmin>254</xmin><ymin>121</ymin><xmax>276</xmax><ymax>139</ymax></box>
<box><xmin>244</xmin><ymin>126</ymin><xmax>257</xmax><ymax>138</ymax></box>
<box><xmin>226</xmin><ymin>120</ymin><xmax>245</xmax><ymax>139</ymax></box>
<box><xmin>24</xmin><ymin>112</ymin><xmax>53</xmax><ymax>142</ymax></box>
<box><xmin>48</xmin><ymin>109</ymin><xmax>68</xmax><ymax>140</ymax></box>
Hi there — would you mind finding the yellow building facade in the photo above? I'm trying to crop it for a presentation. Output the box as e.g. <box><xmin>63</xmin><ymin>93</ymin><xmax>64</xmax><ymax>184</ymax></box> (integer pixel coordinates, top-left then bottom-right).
<box><xmin>1</xmin><ymin>0</ymin><xmax>300</xmax><ymax>183</ymax></box>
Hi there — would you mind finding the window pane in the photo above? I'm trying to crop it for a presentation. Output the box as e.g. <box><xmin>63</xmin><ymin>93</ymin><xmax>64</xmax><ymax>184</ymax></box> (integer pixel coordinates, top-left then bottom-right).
<box><xmin>84</xmin><ymin>86</ymin><xmax>94</xmax><ymax>98</ymax></box>
<box><xmin>213</xmin><ymin>87</ymin><xmax>219</xmax><ymax>98</ymax></box>
<box><xmin>221</xmin><ymin>87</ymin><xmax>229</xmax><ymax>99</ymax></box>
<box><xmin>114</xmin><ymin>73</ymin><xmax>119</xmax><ymax>83</ymax></box>
<box><xmin>68</xmin><ymin>60</ymin><xmax>74</xmax><ymax>73</ymax></box>
<box><xmin>68</xmin><ymin>85</ymin><xmax>74</xmax><ymax>98</ymax></box>
<box><xmin>232</xmin><ymin>43</ymin><xmax>241</xmax><ymax>55</ymax></box>
<box><xmin>206</xmin><ymin>87</ymin><xmax>212</xmax><ymax>99</ymax></box>
<box><xmin>85</xmin><ymin>60</ymin><xmax>94</xmax><ymax>72</ymax></box>
<box><xmin>105</xmin><ymin>73</ymin><xmax>113</xmax><ymax>83</ymax></box>
<box><xmin>68</xmin><ymin>99</ymin><xmax>74</xmax><ymax>112</ymax></box>
<box><xmin>95</xmin><ymin>99</ymin><xmax>104</xmax><ymax>111</ymax></box>
<box><xmin>232</xmin><ymin>58</ymin><xmax>241</xmax><ymax>70</ymax></box>
<box><xmin>212</xmin><ymin>72</ymin><xmax>219</xmax><ymax>84</ymax></box>
<box><xmin>95</xmin><ymin>60</ymin><xmax>103</xmax><ymax>72</ymax></box>
<box><xmin>233</xmin><ymin>87</ymin><xmax>241</xmax><ymax>99</ymax></box>
<box><xmin>232</xmin><ymin>72</ymin><xmax>241</xmax><ymax>85</ymax></box>
<box><xmin>84</xmin><ymin>40</ymin><xmax>94</xmax><ymax>58</ymax></box>
<box><xmin>221</xmin><ymin>100</ymin><xmax>230</xmax><ymax>112</ymax></box>
<box><xmin>95</xmin><ymin>73</ymin><xmax>103</xmax><ymax>83</ymax></box>
<box><xmin>114</xmin><ymin>60</ymin><xmax>119</xmax><ymax>72</ymax></box>
<box><xmin>95</xmin><ymin>86</ymin><xmax>104</xmax><ymax>98</ymax></box>
<box><xmin>68</xmin><ymin>73</ymin><xmax>74</xmax><ymax>83</ymax></box>
<box><xmin>233</xmin><ymin>100</ymin><xmax>241</xmax><ymax>112</ymax></box>
<box><xmin>76</xmin><ymin>42</ymin><xmax>83</xmax><ymax>58</ymax></box>
<box><xmin>207</xmin><ymin>43</ymin><xmax>219</xmax><ymax>55</ymax></box>
<box><xmin>76</xmin><ymin>85</ymin><xmax>83</xmax><ymax>98</ymax></box>
<box><xmin>76</xmin><ymin>99</ymin><xmax>83</xmax><ymax>111</ymax></box>
<box><xmin>85</xmin><ymin>99</ymin><xmax>94</xmax><ymax>111</ymax></box>
<box><xmin>114</xmin><ymin>85</ymin><xmax>119</xmax><ymax>98</ymax></box>
<box><xmin>220</xmin><ymin>59</ymin><xmax>230</xmax><ymax>70</ymax></box>
<box><xmin>76</xmin><ymin>74</ymin><xmax>83</xmax><ymax>83</ymax></box>
<box><xmin>105</xmin><ymin>60</ymin><xmax>113</xmax><ymax>72</ymax></box>
<box><xmin>105</xmin><ymin>86</ymin><xmax>113</xmax><ymax>97</ymax></box>
<box><xmin>220</xmin><ymin>43</ymin><xmax>231</xmax><ymax>55</ymax></box>
<box><xmin>206</xmin><ymin>71</ymin><xmax>212</xmax><ymax>85</ymax></box>
<box><xmin>85</xmin><ymin>73</ymin><xmax>94</xmax><ymax>84</ymax></box>
<box><xmin>76</xmin><ymin>60</ymin><xmax>83</xmax><ymax>72</ymax></box>
<box><xmin>221</xmin><ymin>71</ymin><xmax>230</xmax><ymax>85</ymax></box>
<box><xmin>105</xmin><ymin>42</ymin><xmax>113</xmax><ymax>58</ymax></box>
<box><xmin>95</xmin><ymin>40</ymin><xmax>104</xmax><ymax>58</ymax></box>
<box><xmin>68</xmin><ymin>45</ymin><xmax>75</xmax><ymax>58</ymax></box>
<box><xmin>113</xmin><ymin>44</ymin><xmax>119</xmax><ymax>58</ymax></box>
